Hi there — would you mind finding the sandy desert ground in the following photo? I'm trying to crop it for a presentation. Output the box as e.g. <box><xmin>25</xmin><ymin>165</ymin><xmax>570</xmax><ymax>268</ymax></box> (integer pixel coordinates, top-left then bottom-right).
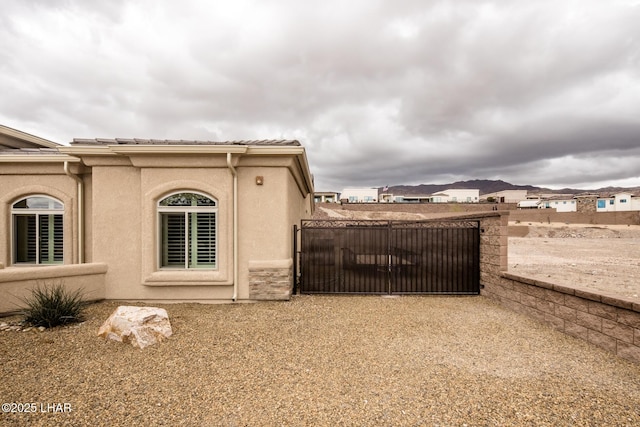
<box><xmin>508</xmin><ymin>222</ymin><xmax>640</xmax><ymax>301</ymax></box>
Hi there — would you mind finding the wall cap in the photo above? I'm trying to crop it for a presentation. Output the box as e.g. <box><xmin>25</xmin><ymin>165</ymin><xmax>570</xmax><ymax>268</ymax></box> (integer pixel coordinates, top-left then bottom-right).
<box><xmin>0</xmin><ymin>263</ymin><xmax>108</xmax><ymax>283</ymax></box>
<box><xmin>501</xmin><ymin>272</ymin><xmax>639</xmax><ymax>313</ymax></box>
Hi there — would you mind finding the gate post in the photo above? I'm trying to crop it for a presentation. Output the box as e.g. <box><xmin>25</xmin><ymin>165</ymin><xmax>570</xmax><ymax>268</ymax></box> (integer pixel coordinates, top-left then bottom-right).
<box><xmin>292</xmin><ymin>224</ymin><xmax>299</xmax><ymax>295</ymax></box>
<box><xmin>387</xmin><ymin>221</ymin><xmax>392</xmax><ymax>295</ymax></box>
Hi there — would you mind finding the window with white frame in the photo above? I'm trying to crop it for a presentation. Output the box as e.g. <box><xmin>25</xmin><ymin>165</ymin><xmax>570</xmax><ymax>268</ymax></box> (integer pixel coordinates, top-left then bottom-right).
<box><xmin>11</xmin><ymin>196</ymin><xmax>64</xmax><ymax>264</ymax></box>
<box><xmin>158</xmin><ymin>192</ymin><xmax>217</xmax><ymax>269</ymax></box>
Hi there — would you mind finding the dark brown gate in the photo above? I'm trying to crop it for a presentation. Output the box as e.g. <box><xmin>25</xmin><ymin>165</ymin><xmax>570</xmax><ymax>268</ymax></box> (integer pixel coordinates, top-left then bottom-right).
<box><xmin>297</xmin><ymin>219</ymin><xmax>480</xmax><ymax>295</ymax></box>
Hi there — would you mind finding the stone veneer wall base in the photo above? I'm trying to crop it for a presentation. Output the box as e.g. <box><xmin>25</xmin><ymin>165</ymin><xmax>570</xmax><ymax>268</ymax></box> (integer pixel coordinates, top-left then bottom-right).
<box><xmin>248</xmin><ymin>260</ymin><xmax>293</xmax><ymax>301</ymax></box>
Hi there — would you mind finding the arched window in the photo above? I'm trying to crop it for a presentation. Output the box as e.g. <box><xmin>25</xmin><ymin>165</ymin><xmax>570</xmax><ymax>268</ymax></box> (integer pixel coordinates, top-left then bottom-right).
<box><xmin>11</xmin><ymin>195</ymin><xmax>64</xmax><ymax>264</ymax></box>
<box><xmin>158</xmin><ymin>192</ymin><xmax>217</xmax><ymax>269</ymax></box>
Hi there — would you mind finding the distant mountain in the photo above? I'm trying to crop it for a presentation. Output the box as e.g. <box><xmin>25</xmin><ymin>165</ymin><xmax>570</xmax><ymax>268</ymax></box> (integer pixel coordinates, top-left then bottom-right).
<box><xmin>380</xmin><ymin>180</ymin><xmax>640</xmax><ymax>196</ymax></box>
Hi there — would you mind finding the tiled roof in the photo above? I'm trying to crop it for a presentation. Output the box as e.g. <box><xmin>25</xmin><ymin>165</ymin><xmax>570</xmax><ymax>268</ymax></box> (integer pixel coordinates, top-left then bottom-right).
<box><xmin>71</xmin><ymin>138</ymin><xmax>300</xmax><ymax>146</ymax></box>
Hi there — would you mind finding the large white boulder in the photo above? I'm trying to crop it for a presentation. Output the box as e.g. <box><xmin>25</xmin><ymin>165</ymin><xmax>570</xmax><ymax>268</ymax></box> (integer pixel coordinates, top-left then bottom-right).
<box><xmin>97</xmin><ymin>306</ymin><xmax>172</xmax><ymax>349</ymax></box>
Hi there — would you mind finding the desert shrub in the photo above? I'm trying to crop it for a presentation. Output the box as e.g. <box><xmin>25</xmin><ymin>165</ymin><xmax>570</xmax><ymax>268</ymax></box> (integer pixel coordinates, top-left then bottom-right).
<box><xmin>21</xmin><ymin>282</ymin><xmax>86</xmax><ymax>328</ymax></box>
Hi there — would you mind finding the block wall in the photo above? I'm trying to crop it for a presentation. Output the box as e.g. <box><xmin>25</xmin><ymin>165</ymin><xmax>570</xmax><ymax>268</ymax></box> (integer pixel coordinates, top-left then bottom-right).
<box><xmin>477</xmin><ymin>213</ymin><xmax>640</xmax><ymax>364</ymax></box>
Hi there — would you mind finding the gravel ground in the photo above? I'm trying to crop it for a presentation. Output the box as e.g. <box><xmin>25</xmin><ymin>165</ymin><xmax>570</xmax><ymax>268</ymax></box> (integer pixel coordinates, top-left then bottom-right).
<box><xmin>1</xmin><ymin>296</ymin><xmax>639</xmax><ymax>426</ymax></box>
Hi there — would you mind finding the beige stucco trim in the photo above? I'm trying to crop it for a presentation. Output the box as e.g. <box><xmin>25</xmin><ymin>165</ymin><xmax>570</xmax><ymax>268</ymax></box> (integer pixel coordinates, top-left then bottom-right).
<box><xmin>57</xmin><ymin>146</ymin><xmax>114</xmax><ymax>156</ymax></box>
<box><xmin>57</xmin><ymin>143</ymin><xmax>314</xmax><ymax>200</ymax></box>
<box><xmin>0</xmin><ymin>262</ymin><xmax>107</xmax><ymax>283</ymax></box>
<box><xmin>0</xmin><ymin>263</ymin><xmax>107</xmax><ymax>314</ymax></box>
<box><xmin>248</xmin><ymin>259</ymin><xmax>293</xmax><ymax>269</ymax></box>
<box><xmin>109</xmin><ymin>145</ymin><xmax>303</xmax><ymax>156</ymax></box>
<box><xmin>245</xmin><ymin>146</ymin><xmax>305</xmax><ymax>155</ymax></box>
<box><xmin>60</xmin><ymin>145</ymin><xmax>248</xmax><ymax>156</ymax></box>
<box><xmin>143</xmin><ymin>271</ymin><xmax>233</xmax><ymax>287</ymax></box>
<box><xmin>110</xmin><ymin>145</ymin><xmax>249</xmax><ymax>155</ymax></box>
<box><xmin>0</xmin><ymin>155</ymin><xmax>80</xmax><ymax>163</ymax></box>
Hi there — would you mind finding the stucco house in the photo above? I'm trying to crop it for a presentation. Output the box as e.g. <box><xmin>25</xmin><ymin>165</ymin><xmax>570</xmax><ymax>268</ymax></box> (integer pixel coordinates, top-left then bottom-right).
<box><xmin>516</xmin><ymin>200</ymin><xmax>542</xmax><ymax>209</ymax></box>
<box><xmin>482</xmin><ymin>190</ymin><xmax>528</xmax><ymax>203</ymax></box>
<box><xmin>430</xmin><ymin>189</ymin><xmax>479</xmax><ymax>203</ymax></box>
<box><xmin>340</xmin><ymin>187</ymin><xmax>378</xmax><ymax>203</ymax></box>
<box><xmin>596</xmin><ymin>193</ymin><xmax>640</xmax><ymax>212</ymax></box>
<box><xmin>539</xmin><ymin>196</ymin><xmax>577</xmax><ymax>212</ymax></box>
<box><xmin>393</xmin><ymin>195</ymin><xmax>431</xmax><ymax>203</ymax></box>
<box><xmin>0</xmin><ymin>125</ymin><xmax>314</xmax><ymax>313</ymax></box>
<box><xmin>313</xmin><ymin>191</ymin><xmax>339</xmax><ymax>203</ymax></box>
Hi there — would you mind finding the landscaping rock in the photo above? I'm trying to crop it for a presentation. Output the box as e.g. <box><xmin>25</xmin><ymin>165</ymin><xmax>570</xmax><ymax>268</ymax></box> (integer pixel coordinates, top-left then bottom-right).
<box><xmin>97</xmin><ymin>306</ymin><xmax>172</xmax><ymax>349</ymax></box>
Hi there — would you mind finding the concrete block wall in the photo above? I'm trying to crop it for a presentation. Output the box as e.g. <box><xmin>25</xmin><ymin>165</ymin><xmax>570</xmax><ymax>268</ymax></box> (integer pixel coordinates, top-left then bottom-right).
<box><xmin>477</xmin><ymin>212</ymin><xmax>640</xmax><ymax>364</ymax></box>
<box><xmin>335</xmin><ymin>202</ymin><xmax>517</xmax><ymax>215</ymax></box>
<box><xmin>482</xmin><ymin>273</ymin><xmax>640</xmax><ymax>364</ymax></box>
<box><xmin>508</xmin><ymin>209</ymin><xmax>640</xmax><ymax>225</ymax></box>
<box><xmin>323</xmin><ymin>202</ymin><xmax>640</xmax><ymax>226</ymax></box>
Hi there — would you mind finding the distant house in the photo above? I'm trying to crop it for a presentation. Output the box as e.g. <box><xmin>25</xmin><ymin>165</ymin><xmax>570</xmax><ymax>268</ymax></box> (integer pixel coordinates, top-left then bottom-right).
<box><xmin>378</xmin><ymin>189</ymin><xmax>480</xmax><ymax>204</ymax></box>
<box><xmin>516</xmin><ymin>200</ymin><xmax>542</xmax><ymax>209</ymax></box>
<box><xmin>539</xmin><ymin>196</ymin><xmax>577</xmax><ymax>212</ymax></box>
<box><xmin>379</xmin><ymin>193</ymin><xmax>394</xmax><ymax>203</ymax></box>
<box><xmin>393</xmin><ymin>195</ymin><xmax>431</xmax><ymax>203</ymax></box>
<box><xmin>430</xmin><ymin>189</ymin><xmax>479</xmax><ymax>203</ymax></box>
<box><xmin>0</xmin><ymin>125</ymin><xmax>314</xmax><ymax>312</ymax></box>
<box><xmin>340</xmin><ymin>187</ymin><xmax>378</xmax><ymax>203</ymax></box>
<box><xmin>314</xmin><ymin>191</ymin><xmax>339</xmax><ymax>203</ymax></box>
<box><xmin>596</xmin><ymin>193</ymin><xmax>640</xmax><ymax>212</ymax></box>
<box><xmin>483</xmin><ymin>190</ymin><xmax>528</xmax><ymax>203</ymax></box>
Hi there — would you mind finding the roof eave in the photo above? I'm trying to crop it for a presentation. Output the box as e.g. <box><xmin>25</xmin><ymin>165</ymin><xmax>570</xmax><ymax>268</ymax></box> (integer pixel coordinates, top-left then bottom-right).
<box><xmin>58</xmin><ymin>143</ymin><xmax>315</xmax><ymax>196</ymax></box>
<box><xmin>0</xmin><ymin>125</ymin><xmax>60</xmax><ymax>149</ymax></box>
<box><xmin>0</xmin><ymin>154</ymin><xmax>80</xmax><ymax>163</ymax></box>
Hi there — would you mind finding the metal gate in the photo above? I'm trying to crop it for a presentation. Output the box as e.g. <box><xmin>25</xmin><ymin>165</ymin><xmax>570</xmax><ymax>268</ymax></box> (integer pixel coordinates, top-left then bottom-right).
<box><xmin>296</xmin><ymin>219</ymin><xmax>480</xmax><ymax>295</ymax></box>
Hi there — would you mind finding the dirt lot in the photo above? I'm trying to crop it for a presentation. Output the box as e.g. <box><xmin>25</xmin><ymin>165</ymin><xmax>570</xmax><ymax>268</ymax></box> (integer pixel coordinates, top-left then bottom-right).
<box><xmin>509</xmin><ymin>222</ymin><xmax>640</xmax><ymax>301</ymax></box>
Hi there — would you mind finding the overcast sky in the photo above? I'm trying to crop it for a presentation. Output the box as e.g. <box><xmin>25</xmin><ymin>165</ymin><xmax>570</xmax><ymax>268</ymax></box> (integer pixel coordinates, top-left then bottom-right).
<box><xmin>2</xmin><ymin>1</ymin><xmax>639</xmax><ymax>191</ymax></box>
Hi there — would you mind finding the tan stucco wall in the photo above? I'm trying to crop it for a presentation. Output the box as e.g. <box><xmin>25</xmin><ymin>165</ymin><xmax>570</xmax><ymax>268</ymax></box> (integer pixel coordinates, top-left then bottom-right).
<box><xmin>1</xmin><ymin>149</ymin><xmax>313</xmax><ymax>304</ymax></box>
<box><xmin>236</xmin><ymin>164</ymin><xmax>309</xmax><ymax>299</ymax></box>
<box><xmin>85</xmin><ymin>163</ymin><xmax>233</xmax><ymax>301</ymax></box>
<box><xmin>90</xmin><ymin>165</ymin><xmax>142</xmax><ymax>299</ymax></box>
<box><xmin>85</xmin><ymin>152</ymin><xmax>311</xmax><ymax>302</ymax></box>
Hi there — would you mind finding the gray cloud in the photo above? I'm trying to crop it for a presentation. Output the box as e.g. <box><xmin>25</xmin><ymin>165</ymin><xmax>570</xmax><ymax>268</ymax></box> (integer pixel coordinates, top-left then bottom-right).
<box><xmin>1</xmin><ymin>0</ymin><xmax>639</xmax><ymax>191</ymax></box>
